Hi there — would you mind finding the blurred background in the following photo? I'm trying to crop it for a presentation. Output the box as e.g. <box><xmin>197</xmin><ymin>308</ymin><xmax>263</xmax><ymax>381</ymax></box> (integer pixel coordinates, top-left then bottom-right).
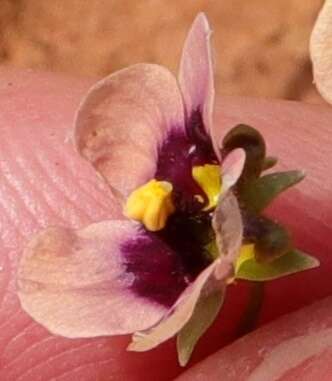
<box><xmin>0</xmin><ymin>0</ymin><xmax>325</xmax><ymax>103</ymax></box>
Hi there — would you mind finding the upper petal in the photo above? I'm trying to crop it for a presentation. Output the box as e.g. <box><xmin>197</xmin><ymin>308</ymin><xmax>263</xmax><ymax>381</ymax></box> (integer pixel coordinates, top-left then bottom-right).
<box><xmin>310</xmin><ymin>0</ymin><xmax>332</xmax><ymax>103</ymax></box>
<box><xmin>74</xmin><ymin>64</ymin><xmax>185</xmax><ymax>198</ymax></box>
<box><xmin>17</xmin><ymin>220</ymin><xmax>167</xmax><ymax>338</ymax></box>
<box><xmin>179</xmin><ymin>13</ymin><xmax>215</xmax><ymax>134</ymax></box>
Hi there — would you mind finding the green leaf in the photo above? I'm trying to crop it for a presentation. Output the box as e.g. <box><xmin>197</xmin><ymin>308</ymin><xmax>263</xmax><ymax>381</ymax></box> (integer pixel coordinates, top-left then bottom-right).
<box><xmin>241</xmin><ymin>170</ymin><xmax>305</xmax><ymax>213</ymax></box>
<box><xmin>236</xmin><ymin>249</ymin><xmax>319</xmax><ymax>281</ymax></box>
<box><xmin>262</xmin><ymin>156</ymin><xmax>278</xmax><ymax>170</ymax></box>
<box><xmin>177</xmin><ymin>289</ymin><xmax>224</xmax><ymax>367</ymax></box>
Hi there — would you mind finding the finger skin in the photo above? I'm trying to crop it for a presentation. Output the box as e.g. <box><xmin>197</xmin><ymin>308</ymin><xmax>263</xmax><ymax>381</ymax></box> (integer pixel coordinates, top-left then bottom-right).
<box><xmin>0</xmin><ymin>67</ymin><xmax>331</xmax><ymax>380</ymax></box>
<box><xmin>175</xmin><ymin>296</ymin><xmax>332</xmax><ymax>381</ymax></box>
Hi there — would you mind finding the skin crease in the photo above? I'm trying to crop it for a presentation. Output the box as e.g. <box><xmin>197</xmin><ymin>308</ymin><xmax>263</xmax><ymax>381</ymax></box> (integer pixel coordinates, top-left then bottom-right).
<box><xmin>0</xmin><ymin>67</ymin><xmax>331</xmax><ymax>380</ymax></box>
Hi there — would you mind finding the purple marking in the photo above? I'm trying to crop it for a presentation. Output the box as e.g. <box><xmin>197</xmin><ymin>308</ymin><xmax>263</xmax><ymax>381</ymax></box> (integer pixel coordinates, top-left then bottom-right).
<box><xmin>122</xmin><ymin>110</ymin><xmax>218</xmax><ymax>307</ymax></box>
<box><xmin>186</xmin><ymin>109</ymin><xmax>216</xmax><ymax>160</ymax></box>
<box><xmin>122</xmin><ymin>213</ymin><xmax>213</xmax><ymax>307</ymax></box>
<box><xmin>155</xmin><ymin>109</ymin><xmax>218</xmax><ymax>213</ymax></box>
<box><xmin>122</xmin><ymin>229</ymin><xmax>190</xmax><ymax>307</ymax></box>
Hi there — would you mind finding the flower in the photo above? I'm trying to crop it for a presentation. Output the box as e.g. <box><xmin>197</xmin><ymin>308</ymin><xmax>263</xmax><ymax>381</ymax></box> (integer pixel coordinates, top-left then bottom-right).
<box><xmin>17</xmin><ymin>13</ymin><xmax>319</xmax><ymax>366</ymax></box>
<box><xmin>311</xmin><ymin>0</ymin><xmax>332</xmax><ymax>103</ymax></box>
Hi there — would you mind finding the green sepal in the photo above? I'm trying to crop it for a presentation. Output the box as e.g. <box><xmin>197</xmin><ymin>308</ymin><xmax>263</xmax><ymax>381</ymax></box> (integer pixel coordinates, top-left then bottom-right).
<box><xmin>240</xmin><ymin>170</ymin><xmax>305</xmax><ymax>213</ymax></box>
<box><xmin>177</xmin><ymin>289</ymin><xmax>224</xmax><ymax>367</ymax></box>
<box><xmin>262</xmin><ymin>156</ymin><xmax>278</xmax><ymax>170</ymax></box>
<box><xmin>236</xmin><ymin>249</ymin><xmax>319</xmax><ymax>282</ymax></box>
<box><xmin>222</xmin><ymin>124</ymin><xmax>266</xmax><ymax>183</ymax></box>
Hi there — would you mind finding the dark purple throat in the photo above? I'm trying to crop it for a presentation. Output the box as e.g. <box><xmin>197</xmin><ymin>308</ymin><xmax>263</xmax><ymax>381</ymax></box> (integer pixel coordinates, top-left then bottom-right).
<box><xmin>121</xmin><ymin>110</ymin><xmax>218</xmax><ymax>308</ymax></box>
<box><xmin>122</xmin><ymin>212</ymin><xmax>214</xmax><ymax>307</ymax></box>
<box><xmin>155</xmin><ymin>109</ymin><xmax>218</xmax><ymax>213</ymax></box>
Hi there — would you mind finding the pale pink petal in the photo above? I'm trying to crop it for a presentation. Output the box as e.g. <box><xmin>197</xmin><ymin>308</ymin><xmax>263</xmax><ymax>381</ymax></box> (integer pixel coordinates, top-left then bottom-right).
<box><xmin>310</xmin><ymin>0</ymin><xmax>332</xmax><ymax>103</ymax></box>
<box><xmin>213</xmin><ymin>191</ymin><xmax>243</xmax><ymax>279</ymax></box>
<box><xmin>179</xmin><ymin>13</ymin><xmax>214</xmax><ymax>133</ymax></box>
<box><xmin>221</xmin><ymin>148</ymin><xmax>246</xmax><ymax>192</ymax></box>
<box><xmin>74</xmin><ymin>64</ymin><xmax>185</xmax><ymax>198</ymax></box>
<box><xmin>127</xmin><ymin>260</ymin><xmax>222</xmax><ymax>352</ymax></box>
<box><xmin>17</xmin><ymin>220</ymin><xmax>167</xmax><ymax>338</ymax></box>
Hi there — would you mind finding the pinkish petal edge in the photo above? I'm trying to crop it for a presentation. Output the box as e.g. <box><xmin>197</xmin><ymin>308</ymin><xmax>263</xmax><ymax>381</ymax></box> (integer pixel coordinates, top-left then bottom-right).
<box><xmin>310</xmin><ymin>0</ymin><xmax>332</xmax><ymax>103</ymax></box>
<box><xmin>221</xmin><ymin>148</ymin><xmax>246</xmax><ymax>192</ymax></box>
<box><xmin>127</xmin><ymin>260</ymin><xmax>221</xmax><ymax>352</ymax></box>
<box><xmin>74</xmin><ymin>63</ymin><xmax>185</xmax><ymax>199</ymax></box>
<box><xmin>178</xmin><ymin>13</ymin><xmax>215</xmax><ymax>134</ymax></box>
<box><xmin>213</xmin><ymin>191</ymin><xmax>243</xmax><ymax>279</ymax></box>
<box><xmin>17</xmin><ymin>220</ymin><xmax>167</xmax><ymax>338</ymax></box>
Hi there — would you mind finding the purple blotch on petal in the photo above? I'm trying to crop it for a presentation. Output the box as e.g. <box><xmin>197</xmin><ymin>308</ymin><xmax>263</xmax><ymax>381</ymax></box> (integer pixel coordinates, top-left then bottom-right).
<box><xmin>122</xmin><ymin>213</ymin><xmax>214</xmax><ymax>308</ymax></box>
<box><xmin>186</xmin><ymin>109</ymin><xmax>216</xmax><ymax>164</ymax></box>
<box><xmin>155</xmin><ymin>128</ymin><xmax>204</xmax><ymax>212</ymax></box>
<box><xmin>122</xmin><ymin>231</ymin><xmax>189</xmax><ymax>307</ymax></box>
<box><xmin>155</xmin><ymin>109</ymin><xmax>218</xmax><ymax>212</ymax></box>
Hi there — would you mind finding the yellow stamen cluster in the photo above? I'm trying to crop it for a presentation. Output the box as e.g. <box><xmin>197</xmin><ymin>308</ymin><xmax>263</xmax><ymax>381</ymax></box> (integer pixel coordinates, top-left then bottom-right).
<box><xmin>124</xmin><ymin>164</ymin><xmax>223</xmax><ymax>231</ymax></box>
<box><xmin>192</xmin><ymin>164</ymin><xmax>222</xmax><ymax>210</ymax></box>
<box><xmin>124</xmin><ymin>179</ymin><xmax>175</xmax><ymax>232</ymax></box>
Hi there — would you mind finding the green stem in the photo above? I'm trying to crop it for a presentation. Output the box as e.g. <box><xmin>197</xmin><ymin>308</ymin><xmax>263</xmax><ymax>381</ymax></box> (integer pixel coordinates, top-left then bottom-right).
<box><xmin>236</xmin><ymin>281</ymin><xmax>264</xmax><ymax>337</ymax></box>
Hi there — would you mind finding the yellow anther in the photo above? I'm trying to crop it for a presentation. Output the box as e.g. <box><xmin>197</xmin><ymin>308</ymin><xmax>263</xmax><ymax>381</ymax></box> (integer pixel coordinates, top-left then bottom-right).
<box><xmin>235</xmin><ymin>244</ymin><xmax>255</xmax><ymax>274</ymax></box>
<box><xmin>124</xmin><ymin>179</ymin><xmax>175</xmax><ymax>232</ymax></box>
<box><xmin>192</xmin><ymin>164</ymin><xmax>222</xmax><ymax>210</ymax></box>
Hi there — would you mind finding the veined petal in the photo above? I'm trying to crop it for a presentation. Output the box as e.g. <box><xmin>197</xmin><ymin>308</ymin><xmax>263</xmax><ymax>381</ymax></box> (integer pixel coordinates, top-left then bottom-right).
<box><xmin>74</xmin><ymin>64</ymin><xmax>185</xmax><ymax>198</ymax></box>
<box><xmin>179</xmin><ymin>13</ymin><xmax>215</xmax><ymax>135</ymax></box>
<box><xmin>17</xmin><ymin>220</ymin><xmax>168</xmax><ymax>338</ymax></box>
<box><xmin>127</xmin><ymin>260</ymin><xmax>221</xmax><ymax>352</ymax></box>
<box><xmin>310</xmin><ymin>0</ymin><xmax>332</xmax><ymax>103</ymax></box>
<box><xmin>212</xmin><ymin>190</ymin><xmax>244</xmax><ymax>282</ymax></box>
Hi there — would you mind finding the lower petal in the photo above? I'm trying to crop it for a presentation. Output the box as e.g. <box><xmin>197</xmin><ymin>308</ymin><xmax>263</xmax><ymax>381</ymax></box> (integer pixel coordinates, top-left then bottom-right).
<box><xmin>128</xmin><ymin>260</ymin><xmax>222</xmax><ymax>352</ymax></box>
<box><xmin>128</xmin><ymin>180</ymin><xmax>244</xmax><ymax>352</ymax></box>
<box><xmin>17</xmin><ymin>220</ymin><xmax>167</xmax><ymax>338</ymax></box>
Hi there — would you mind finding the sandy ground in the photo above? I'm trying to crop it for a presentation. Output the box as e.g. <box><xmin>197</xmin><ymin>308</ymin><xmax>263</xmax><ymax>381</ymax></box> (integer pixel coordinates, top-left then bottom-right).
<box><xmin>0</xmin><ymin>0</ymin><xmax>325</xmax><ymax>102</ymax></box>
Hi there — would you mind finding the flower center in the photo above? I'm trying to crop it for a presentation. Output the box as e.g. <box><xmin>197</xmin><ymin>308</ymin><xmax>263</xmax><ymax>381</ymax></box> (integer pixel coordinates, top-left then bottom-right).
<box><xmin>124</xmin><ymin>179</ymin><xmax>175</xmax><ymax>232</ymax></box>
<box><xmin>124</xmin><ymin>165</ymin><xmax>222</xmax><ymax>232</ymax></box>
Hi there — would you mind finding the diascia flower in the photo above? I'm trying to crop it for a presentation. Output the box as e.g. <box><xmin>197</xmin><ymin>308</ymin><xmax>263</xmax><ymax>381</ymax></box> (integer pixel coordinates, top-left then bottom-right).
<box><xmin>17</xmin><ymin>13</ymin><xmax>319</xmax><ymax>366</ymax></box>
